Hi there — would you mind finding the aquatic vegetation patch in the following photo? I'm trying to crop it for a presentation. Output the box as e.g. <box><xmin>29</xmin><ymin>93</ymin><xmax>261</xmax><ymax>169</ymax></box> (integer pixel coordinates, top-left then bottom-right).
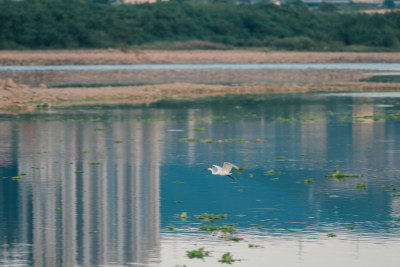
<box><xmin>211</xmin><ymin>115</ymin><xmax>227</xmax><ymax>120</ymax></box>
<box><xmin>196</xmin><ymin>213</ymin><xmax>227</xmax><ymax>222</ymax></box>
<box><xmin>327</xmin><ymin>233</ymin><xmax>336</xmax><ymax>238</ymax></box>
<box><xmin>88</xmin><ymin>162</ymin><xmax>103</xmax><ymax>165</ymax></box>
<box><xmin>193</xmin><ymin>127</ymin><xmax>206</xmax><ymax>132</ymax></box>
<box><xmin>178</xmin><ymin>212</ymin><xmax>187</xmax><ymax>221</ymax></box>
<box><xmin>265</xmin><ymin>169</ymin><xmax>275</xmax><ymax>175</ymax></box>
<box><xmin>356</xmin><ymin>181</ymin><xmax>367</xmax><ymax>190</ymax></box>
<box><xmin>74</xmin><ymin>170</ymin><xmax>84</xmax><ymax>174</ymax></box>
<box><xmin>186</xmin><ymin>248</ymin><xmax>210</xmax><ymax>259</ymax></box>
<box><xmin>179</xmin><ymin>137</ymin><xmax>212</xmax><ymax>143</ymax></box>
<box><xmin>343</xmin><ymin>225</ymin><xmax>355</xmax><ymax>230</ymax></box>
<box><xmin>179</xmin><ymin>137</ymin><xmax>203</xmax><ymax>142</ymax></box>
<box><xmin>219</xmin><ymin>252</ymin><xmax>237</xmax><ymax>264</ymax></box>
<box><xmin>229</xmin><ymin>237</ymin><xmax>243</xmax><ymax>242</ymax></box>
<box><xmin>32</xmin><ymin>166</ymin><xmax>43</xmax><ymax>170</ymax></box>
<box><xmin>198</xmin><ymin>223</ymin><xmax>237</xmax><ymax>233</ymax></box>
<box><xmin>361</xmin><ymin>75</ymin><xmax>400</xmax><ymax>83</ymax></box>
<box><xmin>277</xmin><ymin>114</ymin><xmax>322</xmax><ymax>123</ymax></box>
<box><xmin>325</xmin><ymin>170</ymin><xmax>360</xmax><ymax>180</ymax></box>
<box><xmin>304</xmin><ymin>178</ymin><xmax>313</xmax><ymax>184</ymax></box>
<box><xmin>179</xmin><ymin>137</ymin><xmax>247</xmax><ymax>144</ymax></box>
<box><xmin>168</xmin><ymin>226</ymin><xmax>174</xmax><ymax>231</ymax></box>
<box><xmin>353</xmin><ymin>110</ymin><xmax>400</xmax><ymax>122</ymax></box>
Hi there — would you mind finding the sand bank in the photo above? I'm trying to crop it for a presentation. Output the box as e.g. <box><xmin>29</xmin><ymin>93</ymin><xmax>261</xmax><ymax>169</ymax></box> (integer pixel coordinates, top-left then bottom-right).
<box><xmin>1</xmin><ymin>50</ymin><xmax>400</xmax><ymax>113</ymax></box>
<box><xmin>2</xmin><ymin>81</ymin><xmax>400</xmax><ymax>113</ymax></box>
<box><xmin>1</xmin><ymin>50</ymin><xmax>400</xmax><ymax>65</ymax></box>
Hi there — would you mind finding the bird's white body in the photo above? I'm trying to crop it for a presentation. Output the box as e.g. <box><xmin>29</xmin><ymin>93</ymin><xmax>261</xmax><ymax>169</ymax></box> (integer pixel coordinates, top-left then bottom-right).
<box><xmin>208</xmin><ymin>162</ymin><xmax>239</xmax><ymax>180</ymax></box>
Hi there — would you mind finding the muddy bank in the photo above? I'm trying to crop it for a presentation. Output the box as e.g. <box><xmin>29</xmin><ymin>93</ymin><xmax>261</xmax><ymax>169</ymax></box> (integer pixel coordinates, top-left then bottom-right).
<box><xmin>1</xmin><ymin>50</ymin><xmax>400</xmax><ymax>113</ymax></box>
<box><xmin>1</xmin><ymin>68</ymin><xmax>370</xmax><ymax>88</ymax></box>
<box><xmin>2</xmin><ymin>81</ymin><xmax>400</xmax><ymax>113</ymax></box>
<box><xmin>1</xmin><ymin>50</ymin><xmax>400</xmax><ymax>65</ymax></box>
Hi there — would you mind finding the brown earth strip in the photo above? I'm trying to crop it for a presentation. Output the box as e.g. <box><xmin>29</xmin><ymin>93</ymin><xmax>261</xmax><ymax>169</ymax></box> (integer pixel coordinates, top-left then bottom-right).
<box><xmin>2</xmin><ymin>81</ymin><xmax>400</xmax><ymax>114</ymax></box>
<box><xmin>1</xmin><ymin>50</ymin><xmax>400</xmax><ymax>65</ymax></box>
<box><xmin>1</xmin><ymin>50</ymin><xmax>400</xmax><ymax>113</ymax></box>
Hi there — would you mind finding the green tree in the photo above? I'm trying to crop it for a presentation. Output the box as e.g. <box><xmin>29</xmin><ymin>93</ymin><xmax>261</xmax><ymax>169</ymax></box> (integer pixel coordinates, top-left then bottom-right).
<box><xmin>383</xmin><ymin>0</ymin><xmax>395</xmax><ymax>9</ymax></box>
<box><xmin>319</xmin><ymin>2</ymin><xmax>338</xmax><ymax>13</ymax></box>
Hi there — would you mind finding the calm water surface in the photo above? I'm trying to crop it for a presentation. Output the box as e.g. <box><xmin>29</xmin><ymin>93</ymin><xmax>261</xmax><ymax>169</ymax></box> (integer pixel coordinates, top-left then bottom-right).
<box><xmin>1</xmin><ymin>93</ymin><xmax>400</xmax><ymax>267</ymax></box>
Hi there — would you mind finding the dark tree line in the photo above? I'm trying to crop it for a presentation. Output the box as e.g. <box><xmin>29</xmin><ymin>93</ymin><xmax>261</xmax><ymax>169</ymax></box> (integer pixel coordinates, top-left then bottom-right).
<box><xmin>0</xmin><ymin>0</ymin><xmax>400</xmax><ymax>50</ymax></box>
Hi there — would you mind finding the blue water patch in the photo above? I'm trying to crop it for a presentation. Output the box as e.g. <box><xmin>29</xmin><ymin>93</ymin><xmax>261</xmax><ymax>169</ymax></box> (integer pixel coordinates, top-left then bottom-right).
<box><xmin>1</xmin><ymin>93</ymin><xmax>400</xmax><ymax>266</ymax></box>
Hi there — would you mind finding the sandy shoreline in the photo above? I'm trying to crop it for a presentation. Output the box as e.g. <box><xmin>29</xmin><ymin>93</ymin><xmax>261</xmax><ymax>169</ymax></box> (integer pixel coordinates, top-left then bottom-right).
<box><xmin>1</xmin><ymin>50</ymin><xmax>400</xmax><ymax>113</ymax></box>
<box><xmin>3</xmin><ymin>81</ymin><xmax>400</xmax><ymax>113</ymax></box>
<box><xmin>2</xmin><ymin>50</ymin><xmax>400</xmax><ymax>65</ymax></box>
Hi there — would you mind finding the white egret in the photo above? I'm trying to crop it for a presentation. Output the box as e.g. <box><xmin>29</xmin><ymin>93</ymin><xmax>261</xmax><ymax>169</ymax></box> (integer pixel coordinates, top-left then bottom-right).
<box><xmin>208</xmin><ymin>162</ymin><xmax>239</xmax><ymax>180</ymax></box>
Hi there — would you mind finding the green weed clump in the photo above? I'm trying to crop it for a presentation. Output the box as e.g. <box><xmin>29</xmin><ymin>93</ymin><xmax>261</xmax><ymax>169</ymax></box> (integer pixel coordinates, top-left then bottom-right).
<box><xmin>325</xmin><ymin>170</ymin><xmax>360</xmax><ymax>181</ymax></box>
<box><xmin>198</xmin><ymin>223</ymin><xmax>237</xmax><ymax>233</ymax></box>
<box><xmin>356</xmin><ymin>181</ymin><xmax>367</xmax><ymax>190</ymax></box>
<box><xmin>196</xmin><ymin>213</ymin><xmax>227</xmax><ymax>222</ymax></box>
<box><xmin>219</xmin><ymin>252</ymin><xmax>236</xmax><ymax>264</ymax></box>
<box><xmin>229</xmin><ymin>237</ymin><xmax>243</xmax><ymax>242</ymax></box>
<box><xmin>265</xmin><ymin>169</ymin><xmax>275</xmax><ymax>175</ymax></box>
<box><xmin>193</xmin><ymin>128</ymin><xmax>206</xmax><ymax>132</ymax></box>
<box><xmin>186</xmin><ymin>248</ymin><xmax>210</xmax><ymax>259</ymax></box>
<box><xmin>88</xmin><ymin>162</ymin><xmax>103</xmax><ymax>165</ymax></box>
<box><xmin>178</xmin><ymin>212</ymin><xmax>187</xmax><ymax>221</ymax></box>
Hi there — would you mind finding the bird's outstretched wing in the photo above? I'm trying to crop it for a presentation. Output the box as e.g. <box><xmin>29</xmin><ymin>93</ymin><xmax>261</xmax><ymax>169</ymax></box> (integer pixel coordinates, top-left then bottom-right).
<box><xmin>211</xmin><ymin>165</ymin><xmax>222</xmax><ymax>174</ymax></box>
<box><xmin>221</xmin><ymin>162</ymin><xmax>239</xmax><ymax>174</ymax></box>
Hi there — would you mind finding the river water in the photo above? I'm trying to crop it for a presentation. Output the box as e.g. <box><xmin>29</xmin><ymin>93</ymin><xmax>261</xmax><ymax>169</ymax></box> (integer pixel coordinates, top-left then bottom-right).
<box><xmin>1</xmin><ymin>93</ymin><xmax>400</xmax><ymax>266</ymax></box>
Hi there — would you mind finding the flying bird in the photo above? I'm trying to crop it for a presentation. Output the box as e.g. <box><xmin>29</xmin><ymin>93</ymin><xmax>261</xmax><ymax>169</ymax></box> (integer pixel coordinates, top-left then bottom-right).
<box><xmin>208</xmin><ymin>162</ymin><xmax>239</xmax><ymax>180</ymax></box>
